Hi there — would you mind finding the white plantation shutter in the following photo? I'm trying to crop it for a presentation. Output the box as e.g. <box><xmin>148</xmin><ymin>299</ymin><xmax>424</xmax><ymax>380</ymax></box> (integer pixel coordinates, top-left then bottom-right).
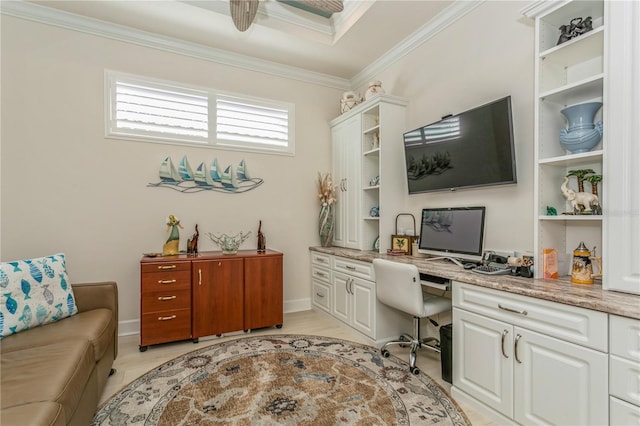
<box><xmin>216</xmin><ymin>96</ymin><xmax>292</xmax><ymax>153</ymax></box>
<box><xmin>106</xmin><ymin>72</ymin><xmax>294</xmax><ymax>155</ymax></box>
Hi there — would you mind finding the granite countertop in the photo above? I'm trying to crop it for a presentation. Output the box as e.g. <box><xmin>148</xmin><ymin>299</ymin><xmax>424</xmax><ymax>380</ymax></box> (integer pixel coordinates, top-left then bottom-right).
<box><xmin>310</xmin><ymin>246</ymin><xmax>640</xmax><ymax>320</ymax></box>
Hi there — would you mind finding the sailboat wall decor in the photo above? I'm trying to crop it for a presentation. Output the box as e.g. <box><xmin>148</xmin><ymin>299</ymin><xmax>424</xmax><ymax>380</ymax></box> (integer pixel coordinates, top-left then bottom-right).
<box><xmin>148</xmin><ymin>155</ymin><xmax>263</xmax><ymax>193</ymax></box>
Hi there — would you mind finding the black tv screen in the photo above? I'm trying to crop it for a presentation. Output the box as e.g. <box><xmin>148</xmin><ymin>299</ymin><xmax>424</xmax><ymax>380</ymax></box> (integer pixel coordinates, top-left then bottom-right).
<box><xmin>403</xmin><ymin>96</ymin><xmax>516</xmax><ymax>194</ymax></box>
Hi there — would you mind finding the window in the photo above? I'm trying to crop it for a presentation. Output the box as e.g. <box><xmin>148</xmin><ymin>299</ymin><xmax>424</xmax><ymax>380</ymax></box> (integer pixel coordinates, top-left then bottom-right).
<box><xmin>105</xmin><ymin>71</ymin><xmax>295</xmax><ymax>155</ymax></box>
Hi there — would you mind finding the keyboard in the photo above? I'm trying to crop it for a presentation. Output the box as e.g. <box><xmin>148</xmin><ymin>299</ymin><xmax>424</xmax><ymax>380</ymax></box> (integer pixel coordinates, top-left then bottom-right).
<box><xmin>472</xmin><ymin>265</ymin><xmax>512</xmax><ymax>275</ymax></box>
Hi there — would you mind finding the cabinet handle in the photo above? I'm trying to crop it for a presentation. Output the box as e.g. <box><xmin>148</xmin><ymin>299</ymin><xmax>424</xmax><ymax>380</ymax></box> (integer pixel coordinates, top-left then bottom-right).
<box><xmin>158</xmin><ymin>279</ymin><xmax>176</xmax><ymax>284</ymax></box>
<box><xmin>498</xmin><ymin>304</ymin><xmax>528</xmax><ymax>316</ymax></box>
<box><xmin>316</xmin><ymin>292</ymin><xmax>325</xmax><ymax>298</ymax></box>
<box><xmin>349</xmin><ymin>278</ymin><xmax>354</xmax><ymax>295</ymax></box>
<box><xmin>157</xmin><ymin>265</ymin><xmax>177</xmax><ymax>270</ymax></box>
<box><xmin>345</xmin><ymin>278</ymin><xmax>351</xmax><ymax>295</ymax></box>
<box><xmin>501</xmin><ymin>329</ymin><xmax>509</xmax><ymax>358</ymax></box>
<box><xmin>198</xmin><ymin>268</ymin><xmax>202</xmax><ymax>286</ymax></box>
<box><xmin>514</xmin><ymin>333</ymin><xmax>523</xmax><ymax>364</ymax></box>
<box><xmin>345</xmin><ymin>265</ymin><xmax>356</xmax><ymax>271</ymax></box>
<box><xmin>218</xmin><ymin>262</ymin><xmax>222</xmax><ymax>267</ymax></box>
<box><xmin>158</xmin><ymin>315</ymin><xmax>177</xmax><ymax>321</ymax></box>
<box><xmin>158</xmin><ymin>296</ymin><xmax>177</xmax><ymax>301</ymax></box>
<box><xmin>315</xmin><ymin>271</ymin><xmax>327</xmax><ymax>278</ymax></box>
<box><xmin>317</xmin><ymin>257</ymin><xmax>327</xmax><ymax>263</ymax></box>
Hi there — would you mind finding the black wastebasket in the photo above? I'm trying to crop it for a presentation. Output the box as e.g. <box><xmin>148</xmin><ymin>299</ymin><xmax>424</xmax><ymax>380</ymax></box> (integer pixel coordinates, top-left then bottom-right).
<box><xmin>440</xmin><ymin>323</ymin><xmax>452</xmax><ymax>384</ymax></box>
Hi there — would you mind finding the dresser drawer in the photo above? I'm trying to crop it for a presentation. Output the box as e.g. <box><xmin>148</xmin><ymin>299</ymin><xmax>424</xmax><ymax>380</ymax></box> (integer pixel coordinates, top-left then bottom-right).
<box><xmin>453</xmin><ymin>281</ymin><xmax>608</xmax><ymax>351</ymax></box>
<box><xmin>333</xmin><ymin>257</ymin><xmax>374</xmax><ymax>281</ymax></box>
<box><xmin>141</xmin><ymin>261</ymin><xmax>191</xmax><ymax>274</ymax></box>
<box><xmin>610</xmin><ymin>315</ymin><xmax>640</xmax><ymax>361</ymax></box>
<box><xmin>311</xmin><ymin>265</ymin><xmax>331</xmax><ymax>283</ymax></box>
<box><xmin>610</xmin><ymin>396</ymin><xmax>640</xmax><ymax>424</ymax></box>
<box><xmin>312</xmin><ymin>279</ymin><xmax>331</xmax><ymax>313</ymax></box>
<box><xmin>141</xmin><ymin>288</ymin><xmax>191</xmax><ymax>313</ymax></box>
<box><xmin>311</xmin><ymin>252</ymin><xmax>331</xmax><ymax>268</ymax></box>
<box><xmin>141</xmin><ymin>270</ymin><xmax>191</xmax><ymax>292</ymax></box>
<box><xmin>140</xmin><ymin>308</ymin><xmax>191</xmax><ymax>346</ymax></box>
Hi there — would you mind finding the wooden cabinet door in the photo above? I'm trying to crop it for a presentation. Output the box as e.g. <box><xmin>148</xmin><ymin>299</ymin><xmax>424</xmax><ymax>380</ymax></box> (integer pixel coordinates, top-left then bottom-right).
<box><xmin>332</xmin><ymin>272</ymin><xmax>350</xmax><ymax>324</ymax></box>
<box><xmin>453</xmin><ymin>308</ymin><xmax>513</xmax><ymax>418</ymax></box>
<box><xmin>514</xmin><ymin>327</ymin><xmax>608</xmax><ymax>426</ymax></box>
<box><xmin>244</xmin><ymin>255</ymin><xmax>283</xmax><ymax>330</ymax></box>
<box><xmin>192</xmin><ymin>258</ymin><xmax>244</xmax><ymax>337</ymax></box>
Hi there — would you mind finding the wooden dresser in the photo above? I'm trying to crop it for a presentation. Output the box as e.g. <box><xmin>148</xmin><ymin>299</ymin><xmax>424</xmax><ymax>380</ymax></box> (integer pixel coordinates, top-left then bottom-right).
<box><xmin>140</xmin><ymin>249</ymin><xmax>283</xmax><ymax>351</ymax></box>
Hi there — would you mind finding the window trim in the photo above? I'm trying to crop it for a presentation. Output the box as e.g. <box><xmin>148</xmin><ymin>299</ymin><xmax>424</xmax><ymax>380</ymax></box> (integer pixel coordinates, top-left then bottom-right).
<box><xmin>105</xmin><ymin>71</ymin><xmax>295</xmax><ymax>156</ymax></box>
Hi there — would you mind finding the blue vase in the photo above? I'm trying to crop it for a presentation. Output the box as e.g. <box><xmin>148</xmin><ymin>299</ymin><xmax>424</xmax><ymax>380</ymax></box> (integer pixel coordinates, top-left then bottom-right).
<box><xmin>559</xmin><ymin>102</ymin><xmax>603</xmax><ymax>154</ymax></box>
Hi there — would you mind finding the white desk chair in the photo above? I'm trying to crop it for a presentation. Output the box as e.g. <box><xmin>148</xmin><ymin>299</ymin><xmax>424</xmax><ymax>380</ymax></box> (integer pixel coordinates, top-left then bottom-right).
<box><xmin>373</xmin><ymin>258</ymin><xmax>452</xmax><ymax>375</ymax></box>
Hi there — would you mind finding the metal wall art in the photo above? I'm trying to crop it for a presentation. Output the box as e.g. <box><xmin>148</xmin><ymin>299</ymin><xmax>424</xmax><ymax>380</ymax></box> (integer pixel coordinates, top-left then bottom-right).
<box><xmin>148</xmin><ymin>155</ymin><xmax>263</xmax><ymax>193</ymax></box>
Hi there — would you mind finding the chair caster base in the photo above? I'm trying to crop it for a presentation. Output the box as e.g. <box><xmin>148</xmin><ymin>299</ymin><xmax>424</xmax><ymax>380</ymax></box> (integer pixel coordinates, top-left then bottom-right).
<box><xmin>410</xmin><ymin>366</ymin><xmax>420</xmax><ymax>375</ymax></box>
<box><xmin>381</xmin><ymin>349</ymin><xmax>390</xmax><ymax>358</ymax></box>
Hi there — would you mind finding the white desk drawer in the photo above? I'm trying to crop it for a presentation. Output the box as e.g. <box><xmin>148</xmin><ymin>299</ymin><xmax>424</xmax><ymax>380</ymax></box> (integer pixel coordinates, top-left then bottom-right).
<box><xmin>610</xmin><ymin>315</ymin><xmax>640</xmax><ymax>362</ymax></box>
<box><xmin>311</xmin><ymin>265</ymin><xmax>331</xmax><ymax>283</ymax></box>
<box><xmin>610</xmin><ymin>354</ymin><xmax>640</xmax><ymax>407</ymax></box>
<box><xmin>453</xmin><ymin>281</ymin><xmax>608</xmax><ymax>352</ymax></box>
<box><xmin>332</xmin><ymin>257</ymin><xmax>374</xmax><ymax>281</ymax></box>
<box><xmin>311</xmin><ymin>252</ymin><xmax>331</xmax><ymax>268</ymax></box>
<box><xmin>312</xmin><ymin>279</ymin><xmax>331</xmax><ymax>313</ymax></box>
<box><xmin>610</xmin><ymin>396</ymin><xmax>640</xmax><ymax>425</ymax></box>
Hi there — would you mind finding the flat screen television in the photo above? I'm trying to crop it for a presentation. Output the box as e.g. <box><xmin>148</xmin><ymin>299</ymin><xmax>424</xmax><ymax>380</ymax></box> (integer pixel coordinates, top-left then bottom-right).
<box><xmin>403</xmin><ymin>96</ymin><xmax>516</xmax><ymax>194</ymax></box>
<box><xmin>418</xmin><ymin>207</ymin><xmax>486</xmax><ymax>265</ymax></box>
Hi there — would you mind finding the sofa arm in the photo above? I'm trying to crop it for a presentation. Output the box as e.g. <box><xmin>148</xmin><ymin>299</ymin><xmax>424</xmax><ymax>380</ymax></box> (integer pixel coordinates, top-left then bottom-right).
<box><xmin>72</xmin><ymin>281</ymin><xmax>118</xmax><ymax>358</ymax></box>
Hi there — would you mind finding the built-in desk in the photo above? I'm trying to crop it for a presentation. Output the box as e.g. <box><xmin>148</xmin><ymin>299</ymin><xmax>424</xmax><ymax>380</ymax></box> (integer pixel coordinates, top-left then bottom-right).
<box><xmin>309</xmin><ymin>246</ymin><xmax>640</xmax><ymax>320</ymax></box>
<box><xmin>310</xmin><ymin>246</ymin><xmax>640</xmax><ymax>425</ymax></box>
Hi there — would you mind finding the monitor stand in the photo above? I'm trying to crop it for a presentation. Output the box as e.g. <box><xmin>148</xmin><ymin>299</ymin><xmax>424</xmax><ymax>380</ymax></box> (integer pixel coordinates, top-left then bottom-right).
<box><xmin>423</xmin><ymin>256</ymin><xmax>464</xmax><ymax>268</ymax></box>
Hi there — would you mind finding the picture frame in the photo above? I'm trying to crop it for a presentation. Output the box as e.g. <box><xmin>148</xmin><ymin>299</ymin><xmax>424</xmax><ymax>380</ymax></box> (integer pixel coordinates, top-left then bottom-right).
<box><xmin>391</xmin><ymin>235</ymin><xmax>413</xmax><ymax>255</ymax></box>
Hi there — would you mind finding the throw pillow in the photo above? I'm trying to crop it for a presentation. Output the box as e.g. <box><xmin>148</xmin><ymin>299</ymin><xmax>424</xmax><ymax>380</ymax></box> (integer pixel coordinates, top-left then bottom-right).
<box><xmin>0</xmin><ymin>253</ymin><xmax>78</xmax><ymax>338</ymax></box>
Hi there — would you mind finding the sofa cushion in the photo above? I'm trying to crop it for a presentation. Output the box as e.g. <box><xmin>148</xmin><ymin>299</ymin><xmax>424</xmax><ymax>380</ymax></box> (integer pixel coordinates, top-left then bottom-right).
<box><xmin>0</xmin><ymin>253</ymin><xmax>77</xmax><ymax>338</ymax></box>
<box><xmin>0</xmin><ymin>401</ymin><xmax>65</xmax><ymax>426</ymax></box>
<box><xmin>0</xmin><ymin>340</ymin><xmax>95</xmax><ymax>422</ymax></box>
<box><xmin>0</xmin><ymin>308</ymin><xmax>114</xmax><ymax>362</ymax></box>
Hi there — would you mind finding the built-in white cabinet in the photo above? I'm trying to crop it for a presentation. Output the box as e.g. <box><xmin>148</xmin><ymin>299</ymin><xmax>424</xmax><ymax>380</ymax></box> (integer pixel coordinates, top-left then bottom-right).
<box><xmin>609</xmin><ymin>315</ymin><xmax>640</xmax><ymax>424</ymax></box>
<box><xmin>602</xmin><ymin>0</ymin><xmax>640</xmax><ymax>295</ymax></box>
<box><xmin>525</xmin><ymin>0</ymin><xmax>605</xmax><ymax>278</ymax></box>
<box><xmin>332</xmin><ymin>115</ymin><xmax>361</xmax><ymax>249</ymax></box>
<box><xmin>452</xmin><ymin>282</ymin><xmax>608</xmax><ymax>425</ymax></box>
<box><xmin>525</xmin><ymin>0</ymin><xmax>640</xmax><ymax>293</ymax></box>
<box><xmin>310</xmin><ymin>252</ymin><xmax>411</xmax><ymax>343</ymax></box>
<box><xmin>330</xmin><ymin>95</ymin><xmax>407</xmax><ymax>252</ymax></box>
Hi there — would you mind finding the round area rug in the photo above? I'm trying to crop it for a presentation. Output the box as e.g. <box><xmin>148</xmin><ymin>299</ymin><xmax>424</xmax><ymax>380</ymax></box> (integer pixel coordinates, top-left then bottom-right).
<box><xmin>93</xmin><ymin>335</ymin><xmax>469</xmax><ymax>425</ymax></box>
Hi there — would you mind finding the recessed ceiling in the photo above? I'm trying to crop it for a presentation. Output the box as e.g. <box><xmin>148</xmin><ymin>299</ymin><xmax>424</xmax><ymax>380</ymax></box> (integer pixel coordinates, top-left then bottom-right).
<box><xmin>24</xmin><ymin>0</ymin><xmax>452</xmax><ymax>80</ymax></box>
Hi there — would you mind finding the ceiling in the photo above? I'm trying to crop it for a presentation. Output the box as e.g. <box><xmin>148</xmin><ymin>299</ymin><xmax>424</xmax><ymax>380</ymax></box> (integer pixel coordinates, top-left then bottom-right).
<box><xmin>22</xmin><ymin>0</ymin><xmax>453</xmax><ymax>82</ymax></box>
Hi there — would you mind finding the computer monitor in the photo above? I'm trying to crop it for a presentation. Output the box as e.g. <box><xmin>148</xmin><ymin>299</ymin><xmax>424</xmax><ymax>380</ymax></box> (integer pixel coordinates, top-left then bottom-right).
<box><xmin>418</xmin><ymin>207</ymin><xmax>486</xmax><ymax>265</ymax></box>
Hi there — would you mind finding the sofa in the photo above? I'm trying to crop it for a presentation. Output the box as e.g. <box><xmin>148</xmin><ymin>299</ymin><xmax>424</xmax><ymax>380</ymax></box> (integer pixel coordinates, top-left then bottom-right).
<box><xmin>1</xmin><ymin>281</ymin><xmax>118</xmax><ymax>425</ymax></box>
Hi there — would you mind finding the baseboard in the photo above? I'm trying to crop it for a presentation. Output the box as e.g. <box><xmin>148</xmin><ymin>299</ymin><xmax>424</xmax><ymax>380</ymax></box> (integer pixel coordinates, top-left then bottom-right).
<box><xmin>450</xmin><ymin>386</ymin><xmax>515</xmax><ymax>425</ymax></box>
<box><xmin>117</xmin><ymin>297</ymin><xmax>313</xmax><ymax>337</ymax></box>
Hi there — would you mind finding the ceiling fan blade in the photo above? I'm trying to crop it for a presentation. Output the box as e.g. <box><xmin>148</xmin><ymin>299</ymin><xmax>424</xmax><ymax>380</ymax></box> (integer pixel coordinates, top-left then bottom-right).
<box><xmin>230</xmin><ymin>0</ymin><xmax>260</xmax><ymax>32</ymax></box>
<box><xmin>298</xmin><ymin>0</ymin><xmax>343</xmax><ymax>13</ymax></box>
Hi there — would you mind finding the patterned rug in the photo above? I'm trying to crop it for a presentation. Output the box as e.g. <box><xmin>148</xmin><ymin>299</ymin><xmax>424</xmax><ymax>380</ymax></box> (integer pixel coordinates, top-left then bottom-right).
<box><xmin>93</xmin><ymin>335</ymin><xmax>469</xmax><ymax>425</ymax></box>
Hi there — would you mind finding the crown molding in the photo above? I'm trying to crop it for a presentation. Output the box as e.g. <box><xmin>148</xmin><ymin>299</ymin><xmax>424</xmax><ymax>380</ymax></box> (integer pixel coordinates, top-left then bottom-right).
<box><xmin>350</xmin><ymin>0</ymin><xmax>485</xmax><ymax>89</ymax></box>
<box><xmin>521</xmin><ymin>0</ymin><xmax>568</xmax><ymax>19</ymax></box>
<box><xmin>2</xmin><ymin>0</ymin><xmax>487</xmax><ymax>93</ymax></box>
<box><xmin>0</xmin><ymin>1</ymin><xmax>351</xmax><ymax>90</ymax></box>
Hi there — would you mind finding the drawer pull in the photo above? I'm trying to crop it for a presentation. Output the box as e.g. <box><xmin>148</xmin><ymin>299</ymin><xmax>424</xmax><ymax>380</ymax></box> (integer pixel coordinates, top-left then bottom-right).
<box><xmin>158</xmin><ymin>265</ymin><xmax>177</xmax><ymax>270</ymax></box>
<box><xmin>345</xmin><ymin>265</ymin><xmax>356</xmax><ymax>271</ymax></box>
<box><xmin>315</xmin><ymin>272</ymin><xmax>327</xmax><ymax>278</ymax></box>
<box><xmin>317</xmin><ymin>258</ymin><xmax>327</xmax><ymax>263</ymax></box>
<box><xmin>514</xmin><ymin>333</ymin><xmax>523</xmax><ymax>364</ymax></box>
<box><xmin>316</xmin><ymin>293</ymin><xmax>325</xmax><ymax>298</ymax></box>
<box><xmin>158</xmin><ymin>279</ymin><xmax>177</xmax><ymax>284</ymax></box>
<box><xmin>158</xmin><ymin>296</ymin><xmax>177</xmax><ymax>301</ymax></box>
<box><xmin>158</xmin><ymin>315</ymin><xmax>177</xmax><ymax>321</ymax></box>
<box><xmin>501</xmin><ymin>329</ymin><xmax>509</xmax><ymax>359</ymax></box>
<box><xmin>198</xmin><ymin>268</ymin><xmax>202</xmax><ymax>286</ymax></box>
<box><xmin>498</xmin><ymin>304</ymin><xmax>528</xmax><ymax>316</ymax></box>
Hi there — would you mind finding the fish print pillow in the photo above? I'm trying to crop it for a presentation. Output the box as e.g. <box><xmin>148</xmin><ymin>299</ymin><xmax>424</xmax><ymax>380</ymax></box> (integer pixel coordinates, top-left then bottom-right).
<box><xmin>0</xmin><ymin>253</ymin><xmax>77</xmax><ymax>338</ymax></box>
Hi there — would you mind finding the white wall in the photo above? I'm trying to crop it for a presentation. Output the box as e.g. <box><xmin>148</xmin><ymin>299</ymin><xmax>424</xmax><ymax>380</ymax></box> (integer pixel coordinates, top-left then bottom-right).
<box><xmin>1</xmin><ymin>16</ymin><xmax>341</xmax><ymax>331</ymax></box>
<box><xmin>358</xmin><ymin>1</ymin><xmax>535</xmax><ymax>256</ymax></box>
<box><xmin>1</xmin><ymin>1</ymin><xmax>537</xmax><ymax>333</ymax></box>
